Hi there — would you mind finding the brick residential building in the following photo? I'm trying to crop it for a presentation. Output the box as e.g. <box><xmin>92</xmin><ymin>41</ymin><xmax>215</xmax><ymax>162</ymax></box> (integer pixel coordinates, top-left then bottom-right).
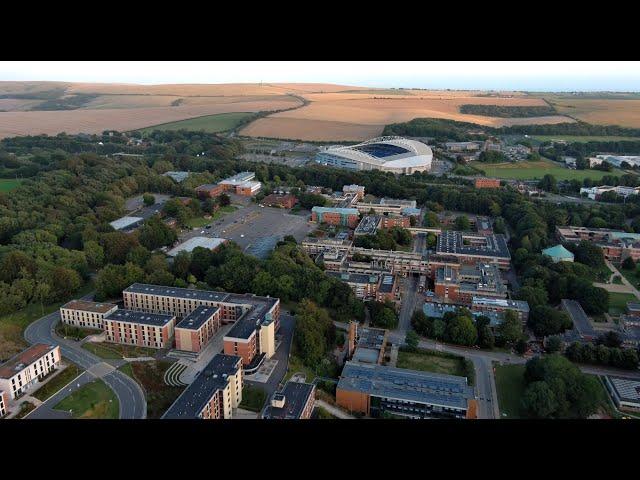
<box><xmin>435</xmin><ymin>231</ymin><xmax>511</xmax><ymax>269</ymax></box>
<box><xmin>123</xmin><ymin>284</ymin><xmax>280</xmax><ymax>365</ymax></box>
<box><xmin>163</xmin><ymin>354</ymin><xmax>243</xmax><ymax>419</ymax></box>
<box><xmin>235</xmin><ymin>181</ymin><xmax>262</xmax><ymax>196</ymax></box>
<box><xmin>326</xmin><ymin>271</ymin><xmax>379</xmax><ymax>300</ymax></box>
<box><xmin>195</xmin><ymin>183</ymin><xmax>225</xmax><ymax>198</ymax></box>
<box><xmin>376</xmin><ymin>274</ymin><xmax>398</xmax><ymax>304</ymax></box>
<box><xmin>60</xmin><ymin>300</ymin><xmax>118</xmax><ymax>330</ymax></box>
<box><xmin>379</xmin><ymin>214</ymin><xmax>411</xmax><ymax>229</ymax></box>
<box><xmin>471</xmin><ymin>297</ymin><xmax>530</xmax><ymax>322</ymax></box>
<box><xmin>0</xmin><ymin>344</ymin><xmax>61</xmax><ymax>400</ymax></box>
<box><xmin>262</xmin><ymin>193</ymin><xmax>298</xmax><ymax>209</ymax></box>
<box><xmin>262</xmin><ymin>381</ymin><xmax>316</xmax><ymax>419</ymax></box>
<box><xmin>475</xmin><ymin>178</ymin><xmax>501</xmax><ymax>189</ymax></box>
<box><xmin>311</xmin><ymin>206</ymin><xmax>360</xmax><ymax>228</ymax></box>
<box><xmin>174</xmin><ymin>306</ymin><xmax>222</xmax><ymax>353</ymax></box>
<box><xmin>103</xmin><ymin>310</ymin><xmax>176</xmax><ymax>349</ymax></box>
<box><xmin>434</xmin><ymin>263</ymin><xmax>507</xmax><ymax>304</ymax></box>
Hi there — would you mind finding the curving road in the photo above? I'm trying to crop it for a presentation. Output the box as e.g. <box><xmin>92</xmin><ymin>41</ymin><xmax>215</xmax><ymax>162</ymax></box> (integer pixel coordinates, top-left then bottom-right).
<box><xmin>24</xmin><ymin>310</ymin><xmax>146</xmax><ymax>419</ymax></box>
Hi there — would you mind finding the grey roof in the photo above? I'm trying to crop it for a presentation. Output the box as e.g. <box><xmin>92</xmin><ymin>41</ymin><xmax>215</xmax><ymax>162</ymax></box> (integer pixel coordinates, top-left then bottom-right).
<box><xmin>326</xmin><ymin>271</ymin><xmax>378</xmax><ymax>285</ymax></box>
<box><xmin>167</xmin><ymin>237</ymin><xmax>226</xmax><ymax>257</ymax></box>
<box><xmin>124</xmin><ymin>283</ymin><xmax>229</xmax><ymax>303</ymax></box>
<box><xmin>163</xmin><ymin>171</ymin><xmax>190</xmax><ymax>182</ymax></box>
<box><xmin>378</xmin><ymin>274</ymin><xmax>395</xmax><ymax>293</ymax></box>
<box><xmin>356</xmin><ymin>326</ymin><xmax>387</xmax><ymax>350</ymax></box>
<box><xmin>105</xmin><ymin>309</ymin><xmax>174</xmax><ymax>327</ymax></box>
<box><xmin>176</xmin><ymin>306</ymin><xmax>220</xmax><ymax>331</ymax></box>
<box><xmin>561</xmin><ymin>299</ymin><xmax>596</xmax><ymax>338</ymax></box>
<box><xmin>423</xmin><ymin>302</ymin><xmax>459</xmax><ymax>319</ymax></box>
<box><xmin>219</xmin><ymin>171</ymin><xmax>255</xmax><ymax>185</ymax></box>
<box><xmin>162</xmin><ymin>354</ymin><xmax>241</xmax><ymax>419</ymax></box>
<box><xmin>605</xmin><ymin>376</ymin><xmax>640</xmax><ymax>404</ymax></box>
<box><xmin>353</xmin><ymin>347</ymin><xmax>381</xmax><ymax>364</ymax></box>
<box><xmin>355</xmin><ymin>215</ymin><xmax>380</xmax><ymax>236</ymax></box>
<box><xmin>109</xmin><ymin>216</ymin><xmax>144</xmax><ymax>231</ymax></box>
<box><xmin>472</xmin><ymin>296</ymin><xmax>530</xmax><ymax>313</ymax></box>
<box><xmin>263</xmin><ymin>381</ymin><xmax>315</xmax><ymax>419</ymax></box>
<box><xmin>436</xmin><ymin>231</ymin><xmax>511</xmax><ymax>260</ymax></box>
<box><xmin>224</xmin><ymin>294</ymin><xmax>279</xmax><ymax>340</ymax></box>
<box><xmin>338</xmin><ymin>361</ymin><xmax>474</xmax><ymax>410</ymax></box>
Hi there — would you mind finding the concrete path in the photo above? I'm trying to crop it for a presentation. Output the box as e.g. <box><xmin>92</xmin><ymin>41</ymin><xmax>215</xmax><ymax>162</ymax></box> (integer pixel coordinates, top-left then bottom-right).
<box><xmin>315</xmin><ymin>399</ymin><xmax>355</xmax><ymax>419</ymax></box>
<box><xmin>606</xmin><ymin>260</ymin><xmax>640</xmax><ymax>300</ymax></box>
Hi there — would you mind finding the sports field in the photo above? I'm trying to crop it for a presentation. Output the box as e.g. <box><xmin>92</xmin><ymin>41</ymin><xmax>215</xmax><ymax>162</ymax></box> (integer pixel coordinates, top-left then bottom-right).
<box><xmin>0</xmin><ymin>179</ymin><xmax>22</xmax><ymax>192</ymax></box>
<box><xmin>532</xmin><ymin>135</ymin><xmax>640</xmax><ymax>143</ymax></box>
<box><xmin>138</xmin><ymin>112</ymin><xmax>255</xmax><ymax>133</ymax></box>
<box><xmin>470</xmin><ymin>159</ymin><xmax>624</xmax><ymax>181</ymax></box>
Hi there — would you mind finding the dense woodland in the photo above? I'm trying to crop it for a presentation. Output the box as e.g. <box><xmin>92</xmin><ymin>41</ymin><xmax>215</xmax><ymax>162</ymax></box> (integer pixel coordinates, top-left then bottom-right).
<box><xmin>459</xmin><ymin>104</ymin><xmax>557</xmax><ymax>118</ymax></box>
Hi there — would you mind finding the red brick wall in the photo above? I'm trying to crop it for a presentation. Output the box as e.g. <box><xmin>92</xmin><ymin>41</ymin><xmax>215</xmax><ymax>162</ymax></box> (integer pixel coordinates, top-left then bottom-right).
<box><xmin>475</xmin><ymin>178</ymin><xmax>501</xmax><ymax>189</ymax></box>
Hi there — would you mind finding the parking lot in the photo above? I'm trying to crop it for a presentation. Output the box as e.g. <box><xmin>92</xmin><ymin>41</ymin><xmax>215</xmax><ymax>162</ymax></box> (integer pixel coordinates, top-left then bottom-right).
<box><xmin>179</xmin><ymin>203</ymin><xmax>316</xmax><ymax>259</ymax></box>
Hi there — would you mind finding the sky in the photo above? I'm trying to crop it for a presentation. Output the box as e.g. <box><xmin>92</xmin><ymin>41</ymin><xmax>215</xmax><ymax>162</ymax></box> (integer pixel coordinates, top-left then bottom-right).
<box><xmin>1</xmin><ymin>61</ymin><xmax>640</xmax><ymax>92</ymax></box>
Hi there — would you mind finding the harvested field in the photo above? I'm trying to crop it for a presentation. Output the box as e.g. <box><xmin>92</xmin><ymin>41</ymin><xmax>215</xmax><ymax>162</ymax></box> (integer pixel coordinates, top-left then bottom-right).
<box><xmin>82</xmin><ymin>94</ymin><xmax>300</xmax><ymax>110</ymax></box>
<box><xmin>241</xmin><ymin>94</ymin><xmax>573</xmax><ymax>141</ymax></box>
<box><xmin>546</xmin><ymin>97</ymin><xmax>640</xmax><ymax>128</ymax></box>
<box><xmin>0</xmin><ymin>99</ymin><xmax>302</xmax><ymax>139</ymax></box>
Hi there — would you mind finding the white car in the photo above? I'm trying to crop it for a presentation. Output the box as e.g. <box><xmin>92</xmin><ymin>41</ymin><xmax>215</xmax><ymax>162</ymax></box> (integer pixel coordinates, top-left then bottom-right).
<box><xmin>240</xmin><ymin>234</ymin><xmax>245</xmax><ymax>238</ymax></box>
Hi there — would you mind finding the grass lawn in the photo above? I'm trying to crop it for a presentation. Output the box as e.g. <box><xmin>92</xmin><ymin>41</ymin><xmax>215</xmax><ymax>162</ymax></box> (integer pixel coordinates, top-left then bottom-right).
<box><xmin>185</xmin><ymin>205</ymin><xmax>237</xmax><ymax>228</ymax></box>
<box><xmin>55</xmin><ymin>323</ymin><xmax>102</xmax><ymax>341</ymax></box>
<box><xmin>118</xmin><ymin>363</ymin><xmax>134</xmax><ymax>378</ymax></box>
<box><xmin>494</xmin><ymin>364</ymin><xmax>526</xmax><ymax>419</ymax></box>
<box><xmin>313</xmin><ymin>406</ymin><xmax>337</xmax><ymax>419</ymax></box>
<box><xmin>82</xmin><ymin>342</ymin><xmax>157</xmax><ymax>360</ymax></box>
<box><xmin>397</xmin><ymin>348</ymin><xmax>475</xmax><ymax>385</ymax></box>
<box><xmin>284</xmin><ymin>355</ymin><xmax>317</xmax><ymax>383</ymax></box>
<box><xmin>532</xmin><ymin>135</ymin><xmax>640</xmax><ymax>143</ymax></box>
<box><xmin>31</xmin><ymin>363</ymin><xmax>82</xmax><ymax>402</ymax></box>
<box><xmin>0</xmin><ymin>178</ymin><xmax>22</xmax><ymax>192</ymax></box>
<box><xmin>620</xmin><ymin>267</ymin><xmax>640</xmax><ymax>289</ymax></box>
<box><xmin>139</xmin><ymin>112</ymin><xmax>255</xmax><ymax>134</ymax></box>
<box><xmin>470</xmin><ymin>159</ymin><xmax>624</xmax><ymax>181</ymax></box>
<box><xmin>240</xmin><ymin>384</ymin><xmax>268</xmax><ymax>412</ymax></box>
<box><xmin>14</xmin><ymin>401</ymin><xmax>36</xmax><ymax>419</ymax></box>
<box><xmin>54</xmin><ymin>379</ymin><xmax>119</xmax><ymax>419</ymax></box>
<box><xmin>128</xmin><ymin>361</ymin><xmax>184</xmax><ymax>419</ymax></box>
<box><xmin>0</xmin><ymin>281</ymin><xmax>94</xmax><ymax>360</ymax></box>
<box><xmin>608</xmin><ymin>292</ymin><xmax>637</xmax><ymax>315</ymax></box>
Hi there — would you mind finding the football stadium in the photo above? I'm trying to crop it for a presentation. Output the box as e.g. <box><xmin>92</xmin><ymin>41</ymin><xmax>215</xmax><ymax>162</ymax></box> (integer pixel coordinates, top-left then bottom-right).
<box><xmin>316</xmin><ymin>137</ymin><xmax>433</xmax><ymax>174</ymax></box>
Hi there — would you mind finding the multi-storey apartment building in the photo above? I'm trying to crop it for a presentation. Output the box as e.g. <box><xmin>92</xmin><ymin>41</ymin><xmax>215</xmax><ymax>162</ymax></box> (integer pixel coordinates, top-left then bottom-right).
<box><xmin>122</xmin><ymin>284</ymin><xmax>280</xmax><ymax>364</ymax></box>
<box><xmin>163</xmin><ymin>354</ymin><xmax>243</xmax><ymax>419</ymax></box>
<box><xmin>376</xmin><ymin>274</ymin><xmax>399</xmax><ymax>304</ymax></box>
<box><xmin>436</xmin><ymin>231</ymin><xmax>511</xmax><ymax>269</ymax></box>
<box><xmin>0</xmin><ymin>344</ymin><xmax>61</xmax><ymax>399</ymax></box>
<box><xmin>471</xmin><ymin>297</ymin><xmax>530</xmax><ymax>322</ymax></box>
<box><xmin>60</xmin><ymin>300</ymin><xmax>118</xmax><ymax>330</ymax></box>
<box><xmin>262</xmin><ymin>381</ymin><xmax>316</xmax><ymax>419</ymax></box>
<box><xmin>326</xmin><ymin>271</ymin><xmax>379</xmax><ymax>300</ymax></box>
<box><xmin>475</xmin><ymin>178</ymin><xmax>501</xmax><ymax>189</ymax></box>
<box><xmin>174</xmin><ymin>306</ymin><xmax>222</xmax><ymax>353</ymax></box>
<box><xmin>556</xmin><ymin>226</ymin><xmax>640</xmax><ymax>263</ymax></box>
<box><xmin>103</xmin><ymin>310</ymin><xmax>176</xmax><ymax>349</ymax></box>
<box><xmin>311</xmin><ymin>206</ymin><xmax>360</xmax><ymax>227</ymax></box>
<box><xmin>434</xmin><ymin>263</ymin><xmax>507</xmax><ymax>304</ymax></box>
<box><xmin>1</xmin><ymin>390</ymin><xmax>9</xmax><ymax>417</ymax></box>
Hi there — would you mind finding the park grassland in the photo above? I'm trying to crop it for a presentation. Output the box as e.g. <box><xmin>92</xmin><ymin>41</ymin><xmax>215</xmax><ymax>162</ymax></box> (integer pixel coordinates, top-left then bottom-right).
<box><xmin>32</xmin><ymin>363</ymin><xmax>82</xmax><ymax>401</ymax></box>
<box><xmin>54</xmin><ymin>379</ymin><xmax>119</xmax><ymax>419</ymax></box>
<box><xmin>139</xmin><ymin>112</ymin><xmax>255</xmax><ymax>134</ymax></box>
<box><xmin>470</xmin><ymin>159</ymin><xmax>624</xmax><ymax>181</ymax></box>
<box><xmin>0</xmin><ymin>179</ymin><xmax>22</xmax><ymax>192</ymax></box>
<box><xmin>494</xmin><ymin>364</ymin><xmax>526</xmax><ymax>419</ymax></box>
<box><xmin>607</xmin><ymin>292</ymin><xmax>637</xmax><ymax>315</ymax></box>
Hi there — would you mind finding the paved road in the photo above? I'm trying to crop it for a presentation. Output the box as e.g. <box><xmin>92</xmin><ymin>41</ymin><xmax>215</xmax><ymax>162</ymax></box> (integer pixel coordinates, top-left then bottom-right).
<box><xmin>605</xmin><ymin>260</ymin><xmax>640</xmax><ymax>300</ymax></box>
<box><xmin>24</xmin><ymin>311</ymin><xmax>146</xmax><ymax>419</ymax></box>
<box><xmin>396</xmin><ymin>276</ymin><xmax>420</xmax><ymax>335</ymax></box>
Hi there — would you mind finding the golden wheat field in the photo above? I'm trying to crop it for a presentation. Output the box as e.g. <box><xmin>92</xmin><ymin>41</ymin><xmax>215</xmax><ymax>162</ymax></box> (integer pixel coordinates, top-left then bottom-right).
<box><xmin>240</xmin><ymin>94</ymin><xmax>573</xmax><ymax>141</ymax></box>
<box><xmin>547</xmin><ymin>98</ymin><xmax>640</xmax><ymax>128</ymax></box>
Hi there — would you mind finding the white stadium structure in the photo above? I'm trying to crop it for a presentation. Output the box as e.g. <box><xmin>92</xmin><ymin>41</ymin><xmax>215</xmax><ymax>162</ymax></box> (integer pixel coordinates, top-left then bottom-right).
<box><xmin>316</xmin><ymin>137</ymin><xmax>433</xmax><ymax>175</ymax></box>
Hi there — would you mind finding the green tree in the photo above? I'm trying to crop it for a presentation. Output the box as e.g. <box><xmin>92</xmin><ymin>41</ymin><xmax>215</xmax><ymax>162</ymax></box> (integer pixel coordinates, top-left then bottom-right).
<box><xmin>445</xmin><ymin>314</ymin><xmax>478</xmax><ymax>346</ymax></box>
<box><xmin>521</xmin><ymin>381</ymin><xmax>558</xmax><ymax>418</ymax></box>
<box><xmin>454</xmin><ymin>215</ymin><xmax>471</xmax><ymax>231</ymax></box>
<box><xmin>143</xmin><ymin>193</ymin><xmax>155</xmax><ymax>206</ymax></box>
<box><xmin>497</xmin><ymin>310</ymin><xmax>523</xmax><ymax>344</ymax></box>
<box><xmin>405</xmin><ymin>330</ymin><xmax>419</xmax><ymax>352</ymax></box>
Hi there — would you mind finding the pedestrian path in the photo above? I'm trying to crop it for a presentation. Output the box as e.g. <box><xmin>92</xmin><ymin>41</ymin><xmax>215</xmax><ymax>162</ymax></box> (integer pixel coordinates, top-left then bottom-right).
<box><xmin>164</xmin><ymin>362</ymin><xmax>188</xmax><ymax>387</ymax></box>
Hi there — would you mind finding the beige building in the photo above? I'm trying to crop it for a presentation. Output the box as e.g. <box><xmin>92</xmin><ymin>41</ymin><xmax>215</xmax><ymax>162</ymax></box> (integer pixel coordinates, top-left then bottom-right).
<box><xmin>0</xmin><ymin>344</ymin><xmax>61</xmax><ymax>400</ymax></box>
<box><xmin>60</xmin><ymin>300</ymin><xmax>118</xmax><ymax>329</ymax></box>
<box><xmin>0</xmin><ymin>390</ymin><xmax>8</xmax><ymax>417</ymax></box>
<box><xmin>103</xmin><ymin>310</ymin><xmax>175</xmax><ymax>349</ymax></box>
<box><xmin>162</xmin><ymin>354</ymin><xmax>243</xmax><ymax>419</ymax></box>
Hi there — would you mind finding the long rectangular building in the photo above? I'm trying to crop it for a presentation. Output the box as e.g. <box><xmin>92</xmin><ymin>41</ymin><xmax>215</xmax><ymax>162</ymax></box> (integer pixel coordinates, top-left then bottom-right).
<box><xmin>262</xmin><ymin>381</ymin><xmax>316</xmax><ymax>419</ymax></box>
<box><xmin>162</xmin><ymin>354</ymin><xmax>243</xmax><ymax>419</ymax></box>
<box><xmin>174</xmin><ymin>306</ymin><xmax>221</xmax><ymax>353</ymax></box>
<box><xmin>60</xmin><ymin>300</ymin><xmax>118</xmax><ymax>330</ymax></box>
<box><xmin>336</xmin><ymin>361</ymin><xmax>476</xmax><ymax>419</ymax></box>
<box><xmin>122</xmin><ymin>284</ymin><xmax>280</xmax><ymax>365</ymax></box>
<box><xmin>436</xmin><ymin>231</ymin><xmax>511</xmax><ymax>269</ymax></box>
<box><xmin>104</xmin><ymin>309</ymin><xmax>176</xmax><ymax>349</ymax></box>
<box><xmin>0</xmin><ymin>344</ymin><xmax>61</xmax><ymax>400</ymax></box>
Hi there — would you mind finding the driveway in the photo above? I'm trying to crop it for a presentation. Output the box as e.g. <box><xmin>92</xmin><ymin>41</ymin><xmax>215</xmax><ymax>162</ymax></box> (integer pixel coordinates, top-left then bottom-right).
<box><xmin>24</xmin><ymin>311</ymin><xmax>146</xmax><ymax>419</ymax></box>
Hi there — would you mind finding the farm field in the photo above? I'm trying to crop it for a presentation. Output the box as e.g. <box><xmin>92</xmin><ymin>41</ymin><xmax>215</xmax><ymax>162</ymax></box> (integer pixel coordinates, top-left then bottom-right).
<box><xmin>543</xmin><ymin>96</ymin><xmax>640</xmax><ymax>128</ymax></box>
<box><xmin>242</xmin><ymin>93</ymin><xmax>573</xmax><ymax>141</ymax></box>
<box><xmin>0</xmin><ymin>179</ymin><xmax>22</xmax><ymax>192</ymax></box>
<box><xmin>532</xmin><ymin>135</ymin><xmax>640</xmax><ymax>143</ymax></box>
<box><xmin>138</xmin><ymin>112</ymin><xmax>254</xmax><ymax>134</ymax></box>
<box><xmin>470</xmin><ymin>159</ymin><xmax>625</xmax><ymax>181</ymax></box>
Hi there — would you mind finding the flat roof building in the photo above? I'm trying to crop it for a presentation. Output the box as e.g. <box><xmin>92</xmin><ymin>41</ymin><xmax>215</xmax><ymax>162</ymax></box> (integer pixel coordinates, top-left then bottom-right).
<box><xmin>262</xmin><ymin>381</ymin><xmax>316</xmax><ymax>419</ymax></box>
<box><xmin>60</xmin><ymin>300</ymin><xmax>118</xmax><ymax>330</ymax></box>
<box><xmin>163</xmin><ymin>171</ymin><xmax>190</xmax><ymax>183</ymax></box>
<box><xmin>436</xmin><ymin>231</ymin><xmax>511</xmax><ymax>268</ymax></box>
<box><xmin>175</xmin><ymin>306</ymin><xmax>222</xmax><ymax>353</ymax></box>
<box><xmin>167</xmin><ymin>237</ymin><xmax>227</xmax><ymax>257</ymax></box>
<box><xmin>354</xmin><ymin>215</ymin><xmax>381</xmax><ymax>236</ymax></box>
<box><xmin>311</xmin><ymin>206</ymin><xmax>360</xmax><ymax>228</ymax></box>
<box><xmin>349</xmin><ymin>323</ymin><xmax>388</xmax><ymax>365</ymax></box>
<box><xmin>104</xmin><ymin>309</ymin><xmax>176</xmax><ymax>349</ymax></box>
<box><xmin>162</xmin><ymin>354</ymin><xmax>243</xmax><ymax>419</ymax></box>
<box><xmin>604</xmin><ymin>376</ymin><xmax>640</xmax><ymax>412</ymax></box>
<box><xmin>109</xmin><ymin>216</ymin><xmax>144</xmax><ymax>231</ymax></box>
<box><xmin>336</xmin><ymin>361</ymin><xmax>476</xmax><ymax>419</ymax></box>
<box><xmin>326</xmin><ymin>271</ymin><xmax>379</xmax><ymax>300</ymax></box>
<box><xmin>195</xmin><ymin>183</ymin><xmax>225</xmax><ymax>198</ymax></box>
<box><xmin>471</xmin><ymin>296</ymin><xmax>530</xmax><ymax>322</ymax></box>
<box><xmin>0</xmin><ymin>344</ymin><xmax>61</xmax><ymax>400</ymax></box>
